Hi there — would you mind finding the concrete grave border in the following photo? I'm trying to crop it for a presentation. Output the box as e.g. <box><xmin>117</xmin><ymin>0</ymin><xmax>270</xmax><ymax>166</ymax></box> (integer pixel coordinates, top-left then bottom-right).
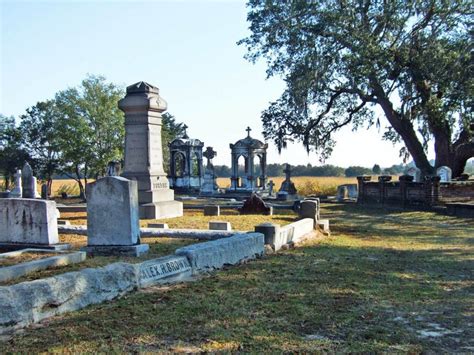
<box><xmin>0</xmin><ymin>249</ymin><xmax>86</xmax><ymax>283</ymax></box>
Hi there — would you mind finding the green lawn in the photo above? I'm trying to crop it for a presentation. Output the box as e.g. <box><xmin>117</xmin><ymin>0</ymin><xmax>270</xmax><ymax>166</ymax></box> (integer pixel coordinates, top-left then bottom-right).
<box><xmin>2</xmin><ymin>203</ymin><xmax>473</xmax><ymax>352</ymax></box>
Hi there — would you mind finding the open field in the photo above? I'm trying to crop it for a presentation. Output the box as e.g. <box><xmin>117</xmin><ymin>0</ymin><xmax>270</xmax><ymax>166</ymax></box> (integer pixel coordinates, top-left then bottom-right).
<box><xmin>2</xmin><ymin>204</ymin><xmax>473</xmax><ymax>352</ymax></box>
<box><xmin>43</xmin><ymin>176</ymin><xmax>358</xmax><ymax>198</ymax></box>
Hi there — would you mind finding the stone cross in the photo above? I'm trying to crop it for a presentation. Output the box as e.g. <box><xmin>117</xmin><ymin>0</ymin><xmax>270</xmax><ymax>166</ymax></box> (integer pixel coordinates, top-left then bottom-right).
<box><xmin>203</xmin><ymin>146</ymin><xmax>217</xmax><ymax>166</ymax></box>
<box><xmin>10</xmin><ymin>169</ymin><xmax>22</xmax><ymax>198</ymax></box>
<box><xmin>182</xmin><ymin>124</ymin><xmax>189</xmax><ymax>139</ymax></box>
<box><xmin>284</xmin><ymin>164</ymin><xmax>292</xmax><ymax>181</ymax></box>
<box><xmin>21</xmin><ymin>162</ymin><xmax>35</xmax><ymax>198</ymax></box>
<box><xmin>246</xmin><ymin>126</ymin><xmax>252</xmax><ymax>137</ymax></box>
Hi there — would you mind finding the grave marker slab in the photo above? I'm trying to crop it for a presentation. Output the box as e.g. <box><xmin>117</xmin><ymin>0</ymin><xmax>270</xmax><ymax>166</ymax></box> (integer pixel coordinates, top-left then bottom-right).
<box><xmin>84</xmin><ymin>176</ymin><xmax>148</xmax><ymax>257</ymax></box>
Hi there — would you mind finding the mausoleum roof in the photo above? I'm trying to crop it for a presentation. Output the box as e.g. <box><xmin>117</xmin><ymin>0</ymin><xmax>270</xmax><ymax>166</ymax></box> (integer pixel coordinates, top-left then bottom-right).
<box><xmin>170</xmin><ymin>137</ymin><xmax>204</xmax><ymax>147</ymax></box>
<box><xmin>232</xmin><ymin>127</ymin><xmax>267</xmax><ymax>149</ymax></box>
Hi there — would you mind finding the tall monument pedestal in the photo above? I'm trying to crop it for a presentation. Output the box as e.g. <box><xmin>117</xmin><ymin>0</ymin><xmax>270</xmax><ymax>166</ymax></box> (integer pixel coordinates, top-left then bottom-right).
<box><xmin>119</xmin><ymin>81</ymin><xmax>183</xmax><ymax>219</ymax></box>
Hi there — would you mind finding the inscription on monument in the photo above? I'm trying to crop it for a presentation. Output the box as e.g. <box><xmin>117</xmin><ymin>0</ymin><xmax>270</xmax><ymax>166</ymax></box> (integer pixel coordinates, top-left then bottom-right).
<box><xmin>138</xmin><ymin>256</ymin><xmax>191</xmax><ymax>287</ymax></box>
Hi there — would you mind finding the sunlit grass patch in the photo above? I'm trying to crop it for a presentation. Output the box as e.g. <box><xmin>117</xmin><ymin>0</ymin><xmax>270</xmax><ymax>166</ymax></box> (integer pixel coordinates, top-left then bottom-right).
<box><xmin>2</xmin><ymin>203</ymin><xmax>473</xmax><ymax>352</ymax></box>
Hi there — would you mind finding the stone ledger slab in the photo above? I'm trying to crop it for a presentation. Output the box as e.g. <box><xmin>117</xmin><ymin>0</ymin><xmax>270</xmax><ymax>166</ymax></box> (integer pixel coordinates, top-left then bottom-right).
<box><xmin>0</xmin><ymin>199</ymin><xmax>59</xmax><ymax>245</ymax></box>
<box><xmin>175</xmin><ymin>233</ymin><xmax>264</xmax><ymax>273</ymax></box>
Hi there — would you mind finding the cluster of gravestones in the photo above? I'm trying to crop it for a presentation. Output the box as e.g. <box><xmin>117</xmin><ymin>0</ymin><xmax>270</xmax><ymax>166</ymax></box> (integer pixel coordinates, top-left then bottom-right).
<box><xmin>1</xmin><ymin>163</ymin><xmax>42</xmax><ymax>199</ymax></box>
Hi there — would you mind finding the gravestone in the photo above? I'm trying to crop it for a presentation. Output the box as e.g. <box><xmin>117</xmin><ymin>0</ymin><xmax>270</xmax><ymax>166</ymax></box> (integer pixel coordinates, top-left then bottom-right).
<box><xmin>204</xmin><ymin>205</ymin><xmax>220</xmax><ymax>216</ymax></box>
<box><xmin>83</xmin><ymin>176</ymin><xmax>149</xmax><ymax>256</ymax></box>
<box><xmin>239</xmin><ymin>193</ymin><xmax>272</xmax><ymax>215</ymax></box>
<box><xmin>32</xmin><ymin>177</ymin><xmax>40</xmax><ymax>198</ymax></box>
<box><xmin>277</xmin><ymin>164</ymin><xmax>298</xmax><ymax>200</ymax></box>
<box><xmin>337</xmin><ymin>184</ymin><xmax>358</xmax><ymax>201</ymax></box>
<box><xmin>299</xmin><ymin>200</ymin><xmax>319</xmax><ymax>222</ymax></box>
<box><xmin>21</xmin><ymin>163</ymin><xmax>35</xmax><ymax>198</ymax></box>
<box><xmin>337</xmin><ymin>185</ymin><xmax>349</xmax><ymax>201</ymax></box>
<box><xmin>437</xmin><ymin>166</ymin><xmax>452</xmax><ymax>182</ymax></box>
<box><xmin>0</xmin><ymin>198</ymin><xmax>67</xmax><ymax>250</ymax></box>
<box><xmin>201</xmin><ymin>146</ymin><xmax>218</xmax><ymax>194</ymax></box>
<box><xmin>406</xmin><ymin>166</ymin><xmax>421</xmax><ymax>182</ymax></box>
<box><xmin>10</xmin><ymin>170</ymin><xmax>22</xmax><ymax>198</ymax></box>
<box><xmin>119</xmin><ymin>81</ymin><xmax>183</xmax><ymax>219</ymax></box>
<box><xmin>209</xmin><ymin>221</ymin><xmax>231</xmax><ymax>231</ymax></box>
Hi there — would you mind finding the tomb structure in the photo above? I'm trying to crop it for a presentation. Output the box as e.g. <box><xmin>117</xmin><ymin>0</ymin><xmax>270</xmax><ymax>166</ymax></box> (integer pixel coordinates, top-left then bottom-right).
<box><xmin>168</xmin><ymin>127</ymin><xmax>204</xmax><ymax>193</ymax></box>
<box><xmin>228</xmin><ymin>127</ymin><xmax>268</xmax><ymax>194</ymax></box>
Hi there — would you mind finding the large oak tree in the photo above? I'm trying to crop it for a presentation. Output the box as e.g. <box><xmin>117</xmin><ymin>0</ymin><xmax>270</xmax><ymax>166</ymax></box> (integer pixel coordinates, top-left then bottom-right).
<box><xmin>240</xmin><ymin>0</ymin><xmax>473</xmax><ymax>177</ymax></box>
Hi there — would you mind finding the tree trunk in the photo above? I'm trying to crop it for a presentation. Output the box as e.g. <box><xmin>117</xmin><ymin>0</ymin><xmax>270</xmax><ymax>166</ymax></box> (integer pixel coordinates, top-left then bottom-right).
<box><xmin>369</xmin><ymin>76</ymin><xmax>435</xmax><ymax>177</ymax></box>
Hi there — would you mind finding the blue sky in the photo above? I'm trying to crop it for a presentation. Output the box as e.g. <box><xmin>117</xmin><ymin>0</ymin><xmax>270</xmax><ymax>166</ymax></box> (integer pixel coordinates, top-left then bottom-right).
<box><xmin>1</xmin><ymin>0</ymin><xmax>413</xmax><ymax>168</ymax></box>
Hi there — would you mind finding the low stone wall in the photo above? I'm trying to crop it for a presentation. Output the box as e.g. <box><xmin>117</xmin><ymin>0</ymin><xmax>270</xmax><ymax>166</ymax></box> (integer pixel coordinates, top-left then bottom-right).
<box><xmin>0</xmin><ymin>262</ymin><xmax>137</xmax><ymax>334</ymax></box>
<box><xmin>357</xmin><ymin>175</ymin><xmax>474</xmax><ymax>207</ymax></box>
<box><xmin>0</xmin><ymin>232</ymin><xmax>265</xmax><ymax>335</ymax></box>
<box><xmin>255</xmin><ymin>218</ymin><xmax>315</xmax><ymax>251</ymax></box>
<box><xmin>176</xmin><ymin>233</ymin><xmax>264</xmax><ymax>273</ymax></box>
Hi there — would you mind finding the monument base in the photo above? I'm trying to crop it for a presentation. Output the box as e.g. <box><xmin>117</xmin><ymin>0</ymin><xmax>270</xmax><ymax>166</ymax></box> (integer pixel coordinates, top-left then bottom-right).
<box><xmin>82</xmin><ymin>244</ymin><xmax>149</xmax><ymax>257</ymax></box>
<box><xmin>140</xmin><ymin>200</ymin><xmax>183</xmax><ymax>219</ymax></box>
<box><xmin>0</xmin><ymin>242</ymin><xmax>71</xmax><ymax>252</ymax></box>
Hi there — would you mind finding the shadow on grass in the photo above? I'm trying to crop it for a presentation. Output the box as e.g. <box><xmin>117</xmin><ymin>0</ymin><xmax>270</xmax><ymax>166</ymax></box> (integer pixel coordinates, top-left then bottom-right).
<box><xmin>3</xmin><ymin>240</ymin><xmax>473</xmax><ymax>353</ymax></box>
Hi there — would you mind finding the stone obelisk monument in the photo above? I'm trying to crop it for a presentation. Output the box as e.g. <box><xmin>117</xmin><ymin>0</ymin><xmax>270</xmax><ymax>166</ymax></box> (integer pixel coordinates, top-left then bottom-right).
<box><xmin>119</xmin><ymin>81</ymin><xmax>183</xmax><ymax>219</ymax></box>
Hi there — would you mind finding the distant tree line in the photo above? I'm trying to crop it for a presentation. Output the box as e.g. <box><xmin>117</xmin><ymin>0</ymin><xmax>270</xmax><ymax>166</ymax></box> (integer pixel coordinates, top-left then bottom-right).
<box><xmin>0</xmin><ymin>75</ymin><xmax>184</xmax><ymax>198</ymax></box>
<box><xmin>213</xmin><ymin>163</ymin><xmax>408</xmax><ymax>178</ymax></box>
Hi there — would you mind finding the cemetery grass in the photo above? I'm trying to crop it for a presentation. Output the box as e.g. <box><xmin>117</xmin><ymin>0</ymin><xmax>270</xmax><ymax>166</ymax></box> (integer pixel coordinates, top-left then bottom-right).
<box><xmin>3</xmin><ymin>204</ymin><xmax>473</xmax><ymax>352</ymax></box>
<box><xmin>0</xmin><ymin>209</ymin><xmax>297</xmax><ymax>286</ymax></box>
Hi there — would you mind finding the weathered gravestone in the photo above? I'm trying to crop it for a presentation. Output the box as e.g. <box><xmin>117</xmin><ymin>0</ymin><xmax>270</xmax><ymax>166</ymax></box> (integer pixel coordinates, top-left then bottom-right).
<box><xmin>437</xmin><ymin>166</ymin><xmax>452</xmax><ymax>182</ymax></box>
<box><xmin>83</xmin><ymin>176</ymin><xmax>149</xmax><ymax>256</ymax></box>
<box><xmin>21</xmin><ymin>163</ymin><xmax>35</xmax><ymax>198</ymax></box>
<box><xmin>119</xmin><ymin>81</ymin><xmax>183</xmax><ymax>219</ymax></box>
<box><xmin>299</xmin><ymin>200</ymin><xmax>319</xmax><ymax>222</ymax></box>
<box><xmin>277</xmin><ymin>164</ymin><xmax>298</xmax><ymax>200</ymax></box>
<box><xmin>406</xmin><ymin>166</ymin><xmax>421</xmax><ymax>182</ymax></box>
<box><xmin>239</xmin><ymin>193</ymin><xmax>272</xmax><ymax>215</ymax></box>
<box><xmin>0</xmin><ymin>199</ymin><xmax>66</xmax><ymax>250</ymax></box>
<box><xmin>32</xmin><ymin>177</ymin><xmax>40</xmax><ymax>198</ymax></box>
<box><xmin>200</xmin><ymin>146</ymin><xmax>219</xmax><ymax>195</ymax></box>
<box><xmin>10</xmin><ymin>170</ymin><xmax>22</xmax><ymax>198</ymax></box>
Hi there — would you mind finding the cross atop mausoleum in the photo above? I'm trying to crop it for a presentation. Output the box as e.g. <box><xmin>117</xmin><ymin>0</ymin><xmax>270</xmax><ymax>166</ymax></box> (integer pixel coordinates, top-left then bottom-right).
<box><xmin>182</xmin><ymin>124</ymin><xmax>189</xmax><ymax>139</ymax></box>
<box><xmin>246</xmin><ymin>126</ymin><xmax>252</xmax><ymax>137</ymax></box>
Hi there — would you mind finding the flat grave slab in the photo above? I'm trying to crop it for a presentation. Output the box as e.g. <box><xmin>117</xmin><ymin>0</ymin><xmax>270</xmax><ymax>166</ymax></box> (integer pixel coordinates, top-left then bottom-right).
<box><xmin>0</xmin><ymin>249</ymin><xmax>86</xmax><ymax>283</ymax></box>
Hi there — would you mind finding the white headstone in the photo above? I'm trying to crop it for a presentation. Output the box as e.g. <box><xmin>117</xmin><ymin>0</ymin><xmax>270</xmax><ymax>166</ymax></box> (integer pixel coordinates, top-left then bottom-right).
<box><xmin>406</xmin><ymin>166</ymin><xmax>421</xmax><ymax>182</ymax></box>
<box><xmin>10</xmin><ymin>170</ymin><xmax>22</xmax><ymax>198</ymax></box>
<box><xmin>86</xmin><ymin>176</ymin><xmax>141</xmax><ymax>246</ymax></box>
<box><xmin>436</xmin><ymin>166</ymin><xmax>452</xmax><ymax>182</ymax></box>
<box><xmin>32</xmin><ymin>177</ymin><xmax>41</xmax><ymax>198</ymax></box>
<box><xmin>21</xmin><ymin>162</ymin><xmax>35</xmax><ymax>198</ymax></box>
<box><xmin>0</xmin><ymin>198</ymin><xmax>59</xmax><ymax>245</ymax></box>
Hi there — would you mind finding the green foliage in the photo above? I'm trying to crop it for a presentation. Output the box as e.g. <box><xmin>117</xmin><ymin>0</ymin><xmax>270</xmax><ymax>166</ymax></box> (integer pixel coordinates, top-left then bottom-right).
<box><xmin>19</xmin><ymin>100</ymin><xmax>61</xmax><ymax>184</ymax></box>
<box><xmin>345</xmin><ymin>166</ymin><xmax>372</xmax><ymax>177</ymax></box>
<box><xmin>240</xmin><ymin>0</ymin><xmax>473</xmax><ymax>176</ymax></box>
<box><xmin>0</xmin><ymin>114</ymin><xmax>29</xmax><ymax>189</ymax></box>
<box><xmin>161</xmin><ymin>112</ymin><xmax>187</xmax><ymax>174</ymax></box>
<box><xmin>372</xmin><ymin>164</ymin><xmax>382</xmax><ymax>175</ymax></box>
<box><xmin>54</xmin><ymin>75</ymin><xmax>124</xmax><ymax>197</ymax></box>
